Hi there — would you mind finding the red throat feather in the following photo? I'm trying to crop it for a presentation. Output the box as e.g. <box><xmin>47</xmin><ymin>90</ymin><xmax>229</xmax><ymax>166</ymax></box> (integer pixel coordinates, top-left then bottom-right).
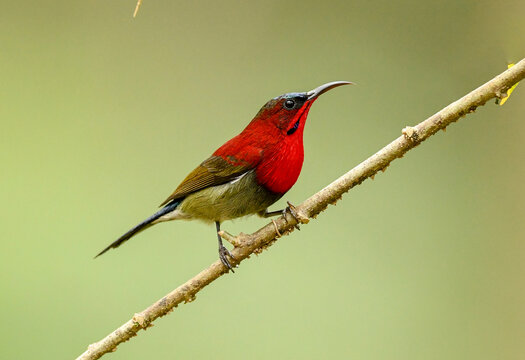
<box><xmin>254</xmin><ymin>102</ymin><xmax>312</xmax><ymax>194</ymax></box>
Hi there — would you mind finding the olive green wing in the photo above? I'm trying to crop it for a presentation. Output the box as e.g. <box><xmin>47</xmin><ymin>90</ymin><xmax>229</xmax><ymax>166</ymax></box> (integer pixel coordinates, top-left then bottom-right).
<box><xmin>159</xmin><ymin>155</ymin><xmax>254</xmax><ymax>206</ymax></box>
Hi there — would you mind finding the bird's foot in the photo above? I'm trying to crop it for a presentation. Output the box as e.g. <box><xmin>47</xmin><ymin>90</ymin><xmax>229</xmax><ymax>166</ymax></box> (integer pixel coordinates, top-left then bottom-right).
<box><xmin>282</xmin><ymin>201</ymin><xmax>309</xmax><ymax>230</ymax></box>
<box><xmin>218</xmin><ymin>243</ymin><xmax>236</xmax><ymax>272</ymax></box>
<box><xmin>260</xmin><ymin>201</ymin><xmax>309</xmax><ymax>232</ymax></box>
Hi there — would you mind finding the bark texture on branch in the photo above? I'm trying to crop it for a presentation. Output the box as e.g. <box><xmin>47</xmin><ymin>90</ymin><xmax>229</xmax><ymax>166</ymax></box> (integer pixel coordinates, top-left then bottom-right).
<box><xmin>77</xmin><ymin>58</ymin><xmax>525</xmax><ymax>360</ymax></box>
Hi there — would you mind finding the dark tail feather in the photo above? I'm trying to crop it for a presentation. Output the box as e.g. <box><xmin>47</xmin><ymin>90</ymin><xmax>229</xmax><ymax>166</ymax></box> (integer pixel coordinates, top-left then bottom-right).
<box><xmin>95</xmin><ymin>200</ymin><xmax>181</xmax><ymax>258</ymax></box>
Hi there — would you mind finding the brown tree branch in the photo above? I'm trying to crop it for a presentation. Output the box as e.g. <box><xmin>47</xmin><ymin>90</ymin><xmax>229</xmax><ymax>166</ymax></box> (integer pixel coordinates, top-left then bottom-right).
<box><xmin>76</xmin><ymin>58</ymin><xmax>525</xmax><ymax>360</ymax></box>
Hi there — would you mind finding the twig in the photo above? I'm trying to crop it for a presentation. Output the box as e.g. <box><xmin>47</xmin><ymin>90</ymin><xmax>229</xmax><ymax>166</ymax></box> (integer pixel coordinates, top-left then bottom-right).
<box><xmin>133</xmin><ymin>0</ymin><xmax>142</xmax><ymax>18</ymax></box>
<box><xmin>76</xmin><ymin>58</ymin><xmax>525</xmax><ymax>360</ymax></box>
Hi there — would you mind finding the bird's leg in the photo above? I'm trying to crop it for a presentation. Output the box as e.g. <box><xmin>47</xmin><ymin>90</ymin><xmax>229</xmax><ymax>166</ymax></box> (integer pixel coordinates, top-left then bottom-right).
<box><xmin>261</xmin><ymin>201</ymin><xmax>305</xmax><ymax>230</ymax></box>
<box><xmin>216</xmin><ymin>221</ymin><xmax>235</xmax><ymax>272</ymax></box>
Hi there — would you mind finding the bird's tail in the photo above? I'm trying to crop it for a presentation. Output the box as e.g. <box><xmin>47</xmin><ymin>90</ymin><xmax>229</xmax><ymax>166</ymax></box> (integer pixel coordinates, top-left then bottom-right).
<box><xmin>94</xmin><ymin>199</ymin><xmax>181</xmax><ymax>258</ymax></box>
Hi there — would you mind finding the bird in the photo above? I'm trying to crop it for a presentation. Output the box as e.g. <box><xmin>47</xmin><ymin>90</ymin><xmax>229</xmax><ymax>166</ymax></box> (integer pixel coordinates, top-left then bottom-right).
<box><xmin>95</xmin><ymin>81</ymin><xmax>351</xmax><ymax>271</ymax></box>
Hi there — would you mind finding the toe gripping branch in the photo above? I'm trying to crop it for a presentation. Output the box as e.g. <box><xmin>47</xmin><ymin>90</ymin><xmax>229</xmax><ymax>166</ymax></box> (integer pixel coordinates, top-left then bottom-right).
<box><xmin>282</xmin><ymin>201</ymin><xmax>310</xmax><ymax>230</ymax></box>
<box><xmin>216</xmin><ymin>221</ymin><xmax>237</xmax><ymax>273</ymax></box>
<box><xmin>218</xmin><ymin>242</ymin><xmax>236</xmax><ymax>273</ymax></box>
<box><xmin>217</xmin><ymin>228</ymin><xmax>251</xmax><ymax>272</ymax></box>
<box><xmin>267</xmin><ymin>201</ymin><xmax>310</xmax><ymax>237</ymax></box>
<box><xmin>217</xmin><ymin>201</ymin><xmax>309</xmax><ymax>272</ymax></box>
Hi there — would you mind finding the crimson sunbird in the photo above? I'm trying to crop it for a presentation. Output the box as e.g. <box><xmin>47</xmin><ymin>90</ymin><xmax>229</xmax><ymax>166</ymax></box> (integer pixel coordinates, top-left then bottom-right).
<box><xmin>96</xmin><ymin>81</ymin><xmax>351</xmax><ymax>270</ymax></box>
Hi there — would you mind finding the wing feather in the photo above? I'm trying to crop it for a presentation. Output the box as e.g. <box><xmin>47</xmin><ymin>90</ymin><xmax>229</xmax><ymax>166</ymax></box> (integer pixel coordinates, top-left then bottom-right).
<box><xmin>159</xmin><ymin>155</ymin><xmax>255</xmax><ymax>206</ymax></box>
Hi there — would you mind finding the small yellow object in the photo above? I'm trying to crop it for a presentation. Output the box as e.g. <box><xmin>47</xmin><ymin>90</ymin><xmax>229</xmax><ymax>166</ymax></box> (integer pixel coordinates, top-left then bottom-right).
<box><xmin>498</xmin><ymin>63</ymin><xmax>520</xmax><ymax>105</ymax></box>
<box><xmin>133</xmin><ymin>0</ymin><xmax>142</xmax><ymax>18</ymax></box>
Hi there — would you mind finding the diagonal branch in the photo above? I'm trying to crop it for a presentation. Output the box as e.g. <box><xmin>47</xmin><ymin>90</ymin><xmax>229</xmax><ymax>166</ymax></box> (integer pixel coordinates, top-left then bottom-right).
<box><xmin>77</xmin><ymin>58</ymin><xmax>525</xmax><ymax>360</ymax></box>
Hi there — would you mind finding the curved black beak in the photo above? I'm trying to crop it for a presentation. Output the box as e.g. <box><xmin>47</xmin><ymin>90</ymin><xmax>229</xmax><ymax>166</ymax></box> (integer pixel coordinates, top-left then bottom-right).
<box><xmin>306</xmin><ymin>81</ymin><xmax>353</xmax><ymax>100</ymax></box>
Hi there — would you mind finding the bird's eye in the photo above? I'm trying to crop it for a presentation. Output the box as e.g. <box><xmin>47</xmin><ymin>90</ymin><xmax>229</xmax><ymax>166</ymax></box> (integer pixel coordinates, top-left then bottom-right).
<box><xmin>284</xmin><ymin>99</ymin><xmax>295</xmax><ymax>109</ymax></box>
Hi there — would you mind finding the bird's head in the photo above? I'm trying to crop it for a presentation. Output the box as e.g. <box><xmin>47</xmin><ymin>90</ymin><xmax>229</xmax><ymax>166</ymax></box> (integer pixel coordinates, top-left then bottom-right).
<box><xmin>215</xmin><ymin>81</ymin><xmax>352</xmax><ymax>194</ymax></box>
<box><xmin>247</xmin><ymin>81</ymin><xmax>352</xmax><ymax>138</ymax></box>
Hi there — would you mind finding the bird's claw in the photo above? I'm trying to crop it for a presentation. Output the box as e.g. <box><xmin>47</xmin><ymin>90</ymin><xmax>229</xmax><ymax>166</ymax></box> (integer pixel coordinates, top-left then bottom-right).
<box><xmin>218</xmin><ymin>244</ymin><xmax>236</xmax><ymax>272</ymax></box>
<box><xmin>282</xmin><ymin>201</ymin><xmax>301</xmax><ymax>230</ymax></box>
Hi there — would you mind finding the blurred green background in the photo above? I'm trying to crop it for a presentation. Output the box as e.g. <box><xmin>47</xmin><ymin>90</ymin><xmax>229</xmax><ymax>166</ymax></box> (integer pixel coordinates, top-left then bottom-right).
<box><xmin>1</xmin><ymin>0</ymin><xmax>524</xmax><ymax>359</ymax></box>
